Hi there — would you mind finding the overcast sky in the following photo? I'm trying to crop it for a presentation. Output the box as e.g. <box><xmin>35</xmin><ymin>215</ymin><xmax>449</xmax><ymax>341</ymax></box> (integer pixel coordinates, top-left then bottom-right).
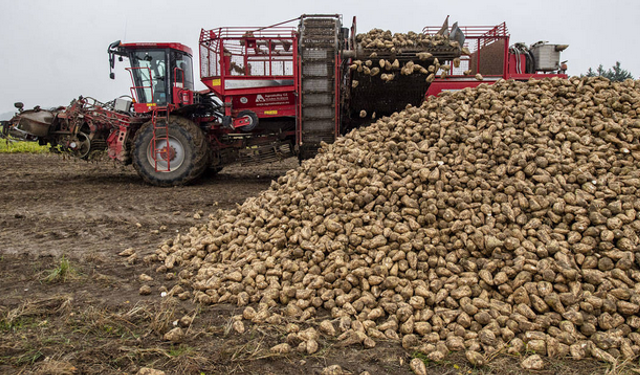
<box><xmin>1</xmin><ymin>0</ymin><xmax>638</xmax><ymax>118</ymax></box>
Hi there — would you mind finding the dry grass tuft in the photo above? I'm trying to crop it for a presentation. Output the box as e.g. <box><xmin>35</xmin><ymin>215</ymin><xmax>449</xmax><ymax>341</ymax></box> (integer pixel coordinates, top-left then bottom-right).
<box><xmin>3</xmin><ymin>295</ymin><xmax>73</xmax><ymax>327</ymax></box>
<box><xmin>33</xmin><ymin>357</ymin><xmax>77</xmax><ymax>375</ymax></box>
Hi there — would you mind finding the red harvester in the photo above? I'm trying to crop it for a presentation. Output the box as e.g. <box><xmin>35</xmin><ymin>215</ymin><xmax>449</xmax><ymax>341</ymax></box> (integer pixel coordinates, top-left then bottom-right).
<box><xmin>3</xmin><ymin>15</ymin><xmax>567</xmax><ymax>186</ymax></box>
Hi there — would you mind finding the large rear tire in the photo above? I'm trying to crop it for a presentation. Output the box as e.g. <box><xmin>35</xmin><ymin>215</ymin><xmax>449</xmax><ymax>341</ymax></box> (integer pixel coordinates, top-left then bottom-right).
<box><xmin>132</xmin><ymin>116</ymin><xmax>209</xmax><ymax>186</ymax></box>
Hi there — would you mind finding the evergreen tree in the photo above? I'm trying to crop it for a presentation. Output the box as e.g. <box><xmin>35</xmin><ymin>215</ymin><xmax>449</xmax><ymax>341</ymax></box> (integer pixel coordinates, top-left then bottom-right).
<box><xmin>585</xmin><ymin>62</ymin><xmax>634</xmax><ymax>81</ymax></box>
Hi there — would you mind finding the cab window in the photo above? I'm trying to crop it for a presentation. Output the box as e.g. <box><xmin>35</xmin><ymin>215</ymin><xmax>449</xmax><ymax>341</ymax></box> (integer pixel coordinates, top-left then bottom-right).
<box><xmin>130</xmin><ymin>50</ymin><xmax>167</xmax><ymax>105</ymax></box>
<box><xmin>172</xmin><ymin>51</ymin><xmax>194</xmax><ymax>91</ymax></box>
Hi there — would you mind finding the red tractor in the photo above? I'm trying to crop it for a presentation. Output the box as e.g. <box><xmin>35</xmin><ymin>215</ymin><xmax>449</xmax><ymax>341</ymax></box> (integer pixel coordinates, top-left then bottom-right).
<box><xmin>3</xmin><ymin>15</ymin><xmax>567</xmax><ymax>186</ymax></box>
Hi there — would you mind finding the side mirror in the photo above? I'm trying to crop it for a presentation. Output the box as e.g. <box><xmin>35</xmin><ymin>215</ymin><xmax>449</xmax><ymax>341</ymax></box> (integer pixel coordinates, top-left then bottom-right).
<box><xmin>14</xmin><ymin>102</ymin><xmax>24</xmax><ymax>112</ymax></box>
<box><xmin>108</xmin><ymin>40</ymin><xmax>122</xmax><ymax>79</ymax></box>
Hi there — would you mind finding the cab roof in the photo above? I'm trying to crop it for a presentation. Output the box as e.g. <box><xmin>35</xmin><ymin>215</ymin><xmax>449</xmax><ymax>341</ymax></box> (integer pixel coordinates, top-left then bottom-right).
<box><xmin>119</xmin><ymin>42</ymin><xmax>193</xmax><ymax>56</ymax></box>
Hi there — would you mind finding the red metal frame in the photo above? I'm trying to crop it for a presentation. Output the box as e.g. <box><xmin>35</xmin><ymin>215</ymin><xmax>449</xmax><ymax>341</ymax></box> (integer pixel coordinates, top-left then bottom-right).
<box><xmin>422</xmin><ymin>23</ymin><xmax>567</xmax><ymax>97</ymax></box>
<box><xmin>334</xmin><ymin>51</ymin><xmax>341</xmax><ymax>141</ymax></box>
<box><xmin>125</xmin><ymin>66</ymin><xmax>154</xmax><ymax>105</ymax></box>
<box><xmin>199</xmin><ymin>25</ymin><xmax>299</xmax><ymax>120</ymax></box>
<box><xmin>151</xmin><ymin>106</ymin><xmax>174</xmax><ymax>172</ymax></box>
<box><xmin>52</xmin><ymin>96</ymin><xmax>147</xmax><ymax>162</ymax></box>
<box><xmin>172</xmin><ymin>66</ymin><xmax>194</xmax><ymax>107</ymax></box>
<box><xmin>295</xmin><ymin>51</ymin><xmax>302</xmax><ymax>147</ymax></box>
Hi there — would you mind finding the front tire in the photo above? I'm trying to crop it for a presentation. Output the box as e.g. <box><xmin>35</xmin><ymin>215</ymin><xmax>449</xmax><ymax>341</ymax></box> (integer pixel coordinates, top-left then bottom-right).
<box><xmin>132</xmin><ymin>116</ymin><xmax>209</xmax><ymax>186</ymax></box>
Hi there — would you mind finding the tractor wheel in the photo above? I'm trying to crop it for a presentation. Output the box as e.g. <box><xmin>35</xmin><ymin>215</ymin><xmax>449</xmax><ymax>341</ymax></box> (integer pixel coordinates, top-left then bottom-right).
<box><xmin>237</xmin><ymin>110</ymin><xmax>259</xmax><ymax>132</ymax></box>
<box><xmin>132</xmin><ymin>116</ymin><xmax>209</xmax><ymax>186</ymax></box>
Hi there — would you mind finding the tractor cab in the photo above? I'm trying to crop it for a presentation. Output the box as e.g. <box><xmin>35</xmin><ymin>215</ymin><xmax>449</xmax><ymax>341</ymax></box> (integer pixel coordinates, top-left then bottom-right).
<box><xmin>108</xmin><ymin>41</ymin><xmax>195</xmax><ymax>113</ymax></box>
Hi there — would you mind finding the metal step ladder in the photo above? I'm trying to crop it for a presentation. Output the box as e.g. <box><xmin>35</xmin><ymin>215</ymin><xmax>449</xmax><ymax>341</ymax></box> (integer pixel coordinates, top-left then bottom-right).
<box><xmin>299</xmin><ymin>16</ymin><xmax>342</xmax><ymax>159</ymax></box>
<box><xmin>151</xmin><ymin>106</ymin><xmax>171</xmax><ymax>172</ymax></box>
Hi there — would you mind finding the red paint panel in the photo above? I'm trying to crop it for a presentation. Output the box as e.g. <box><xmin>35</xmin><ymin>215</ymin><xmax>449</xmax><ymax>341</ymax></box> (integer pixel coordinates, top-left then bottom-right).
<box><xmin>231</xmin><ymin>105</ymin><xmax>296</xmax><ymax>118</ymax></box>
<box><xmin>231</xmin><ymin>92</ymin><xmax>295</xmax><ymax>109</ymax></box>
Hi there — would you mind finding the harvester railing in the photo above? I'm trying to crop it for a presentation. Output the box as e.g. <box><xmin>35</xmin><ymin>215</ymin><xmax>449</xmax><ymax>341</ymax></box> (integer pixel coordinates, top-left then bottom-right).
<box><xmin>422</xmin><ymin>23</ymin><xmax>510</xmax><ymax>78</ymax></box>
<box><xmin>199</xmin><ymin>26</ymin><xmax>298</xmax><ymax>94</ymax></box>
<box><xmin>125</xmin><ymin>67</ymin><xmax>154</xmax><ymax>104</ymax></box>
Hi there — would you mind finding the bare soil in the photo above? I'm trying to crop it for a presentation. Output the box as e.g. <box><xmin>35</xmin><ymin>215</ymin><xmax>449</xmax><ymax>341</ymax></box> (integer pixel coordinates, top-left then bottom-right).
<box><xmin>0</xmin><ymin>153</ymin><xmax>624</xmax><ymax>374</ymax></box>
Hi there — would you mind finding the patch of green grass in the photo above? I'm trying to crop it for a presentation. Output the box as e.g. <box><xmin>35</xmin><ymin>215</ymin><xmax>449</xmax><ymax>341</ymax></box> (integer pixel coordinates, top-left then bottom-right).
<box><xmin>0</xmin><ymin>316</ymin><xmax>36</xmax><ymax>332</ymax></box>
<box><xmin>169</xmin><ymin>345</ymin><xmax>194</xmax><ymax>357</ymax></box>
<box><xmin>0</xmin><ymin>140</ymin><xmax>49</xmax><ymax>154</ymax></box>
<box><xmin>42</xmin><ymin>256</ymin><xmax>77</xmax><ymax>283</ymax></box>
<box><xmin>102</xmin><ymin>324</ymin><xmax>115</xmax><ymax>334</ymax></box>
<box><xmin>15</xmin><ymin>349</ymin><xmax>44</xmax><ymax>365</ymax></box>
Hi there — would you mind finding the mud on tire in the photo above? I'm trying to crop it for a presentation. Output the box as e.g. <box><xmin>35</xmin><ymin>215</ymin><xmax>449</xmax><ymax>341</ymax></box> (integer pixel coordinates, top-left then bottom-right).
<box><xmin>132</xmin><ymin>116</ymin><xmax>209</xmax><ymax>187</ymax></box>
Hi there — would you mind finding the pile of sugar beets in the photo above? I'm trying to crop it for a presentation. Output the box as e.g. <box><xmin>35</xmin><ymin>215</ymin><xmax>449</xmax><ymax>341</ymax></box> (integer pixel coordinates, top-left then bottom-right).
<box><xmin>150</xmin><ymin>76</ymin><xmax>640</xmax><ymax>365</ymax></box>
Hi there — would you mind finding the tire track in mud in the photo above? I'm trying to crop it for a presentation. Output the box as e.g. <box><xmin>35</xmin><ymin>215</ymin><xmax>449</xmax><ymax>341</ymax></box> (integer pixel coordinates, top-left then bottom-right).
<box><xmin>0</xmin><ymin>153</ymin><xmax>297</xmax><ymax>257</ymax></box>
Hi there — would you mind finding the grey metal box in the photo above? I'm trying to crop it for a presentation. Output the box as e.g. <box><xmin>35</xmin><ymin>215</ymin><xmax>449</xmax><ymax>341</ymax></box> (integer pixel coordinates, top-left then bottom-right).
<box><xmin>530</xmin><ymin>43</ymin><xmax>560</xmax><ymax>71</ymax></box>
<box><xmin>114</xmin><ymin>98</ymin><xmax>132</xmax><ymax>112</ymax></box>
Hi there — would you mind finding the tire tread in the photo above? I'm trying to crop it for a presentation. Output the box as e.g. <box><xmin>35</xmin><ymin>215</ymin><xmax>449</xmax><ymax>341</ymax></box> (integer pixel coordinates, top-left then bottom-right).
<box><xmin>132</xmin><ymin>116</ymin><xmax>209</xmax><ymax>187</ymax></box>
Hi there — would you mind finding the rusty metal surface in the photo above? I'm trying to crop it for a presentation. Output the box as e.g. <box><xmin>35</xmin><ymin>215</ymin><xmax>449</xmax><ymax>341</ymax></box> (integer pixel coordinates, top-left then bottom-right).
<box><xmin>15</xmin><ymin>109</ymin><xmax>58</xmax><ymax>137</ymax></box>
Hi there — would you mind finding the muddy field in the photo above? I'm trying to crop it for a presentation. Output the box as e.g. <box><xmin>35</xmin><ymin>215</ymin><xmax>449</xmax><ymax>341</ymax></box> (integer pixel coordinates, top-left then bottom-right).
<box><xmin>0</xmin><ymin>153</ymin><xmax>619</xmax><ymax>374</ymax></box>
